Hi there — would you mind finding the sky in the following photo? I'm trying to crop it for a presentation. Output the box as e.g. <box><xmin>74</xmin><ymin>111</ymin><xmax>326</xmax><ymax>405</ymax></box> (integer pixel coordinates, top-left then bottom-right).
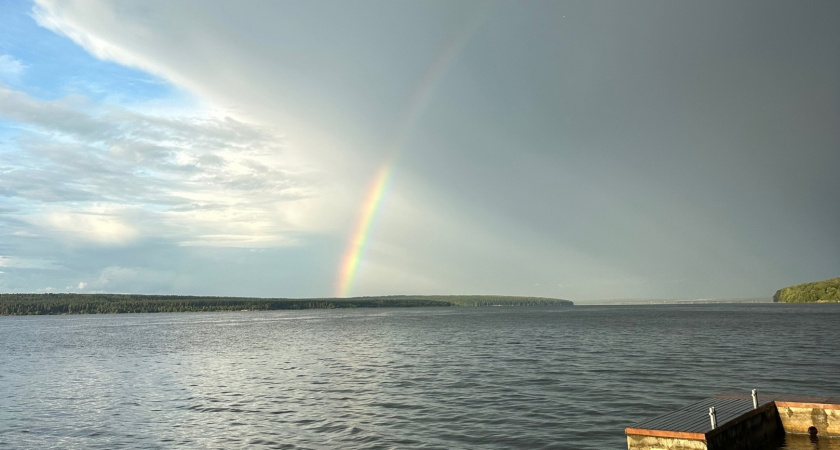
<box><xmin>0</xmin><ymin>0</ymin><xmax>838</xmax><ymax>301</ymax></box>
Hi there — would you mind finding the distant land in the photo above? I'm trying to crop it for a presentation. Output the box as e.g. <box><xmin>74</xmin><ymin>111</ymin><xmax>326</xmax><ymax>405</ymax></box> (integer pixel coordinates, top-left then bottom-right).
<box><xmin>575</xmin><ymin>298</ymin><xmax>769</xmax><ymax>306</ymax></box>
<box><xmin>773</xmin><ymin>277</ymin><xmax>840</xmax><ymax>303</ymax></box>
<box><xmin>0</xmin><ymin>294</ymin><xmax>573</xmax><ymax>316</ymax></box>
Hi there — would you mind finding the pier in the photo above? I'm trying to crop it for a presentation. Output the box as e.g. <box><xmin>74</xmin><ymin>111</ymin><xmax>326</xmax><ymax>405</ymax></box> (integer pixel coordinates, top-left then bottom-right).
<box><xmin>626</xmin><ymin>392</ymin><xmax>840</xmax><ymax>449</ymax></box>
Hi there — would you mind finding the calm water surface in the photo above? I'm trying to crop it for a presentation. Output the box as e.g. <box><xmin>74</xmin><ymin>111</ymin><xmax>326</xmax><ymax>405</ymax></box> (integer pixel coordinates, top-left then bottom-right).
<box><xmin>2</xmin><ymin>303</ymin><xmax>839</xmax><ymax>449</ymax></box>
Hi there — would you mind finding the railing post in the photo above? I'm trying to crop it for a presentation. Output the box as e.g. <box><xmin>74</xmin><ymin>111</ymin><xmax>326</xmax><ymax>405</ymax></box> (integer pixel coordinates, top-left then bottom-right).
<box><xmin>709</xmin><ymin>407</ymin><xmax>717</xmax><ymax>429</ymax></box>
<box><xmin>751</xmin><ymin>389</ymin><xmax>758</xmax><ymax>409</ymax></box>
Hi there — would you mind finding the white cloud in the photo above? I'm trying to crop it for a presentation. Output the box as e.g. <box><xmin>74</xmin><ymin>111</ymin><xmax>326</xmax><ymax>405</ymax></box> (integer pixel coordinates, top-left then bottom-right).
<box><xmin>43</xmin><ymin>209</ymin><xmax>139</xmax><ymax>245</ymax></box>
<box><xmin>27</xmin><ymin>0</ymin><xmax>411</xmax><ymax>185</ymax></box>
<box><xmin>77</xmin><ymin>281</ymin><xmax>87</xmax><ymax>289</ymax></box>
<box><xmin>177</xmin><ymin>234</ymin><xmax>296</xmax><ymax>248</ymax></box>
<box><xmin>0</xmin><ymin>86</ymin><xmax>324</xmax><ymax>248</ymax></box>
<box><xmin>0</xmin><ymin>55</ymin><xmax>26</xmax><ymax>82</ymax></box>
<box><xmin>31</xmin><ymin>3</ymin><xmax>172</xmax><ymax>83</ymax></box>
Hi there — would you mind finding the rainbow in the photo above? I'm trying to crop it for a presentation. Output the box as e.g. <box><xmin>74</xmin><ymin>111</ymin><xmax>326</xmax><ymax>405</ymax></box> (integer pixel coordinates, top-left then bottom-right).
<box><xmin>334</xmin><ymin>4</ymin><xmax>496</xmax><ymax>297</ymax></box>
<box><xmin>335</xmin><ymin>164</ymin><xmax>392</xmax><ymax>297</ymax></box>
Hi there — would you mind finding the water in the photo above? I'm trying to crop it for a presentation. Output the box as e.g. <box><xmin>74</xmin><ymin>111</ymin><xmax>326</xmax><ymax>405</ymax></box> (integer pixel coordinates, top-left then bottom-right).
<box><xmin>1</xmin><ymin>303</ymin><xmax>839</xmax><ymax>449</ymax></box>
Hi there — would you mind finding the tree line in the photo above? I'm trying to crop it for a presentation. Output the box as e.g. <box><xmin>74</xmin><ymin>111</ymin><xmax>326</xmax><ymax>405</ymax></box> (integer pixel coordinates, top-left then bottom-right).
<box><xmin>0</xmin><ymin>293</ymin><xmax>572</xmax><ymax>315</ymax></box>
<box><xmin>773</xmin><ymin>277</ymin><xmax>840</xmax><ymax>303</ymax></box>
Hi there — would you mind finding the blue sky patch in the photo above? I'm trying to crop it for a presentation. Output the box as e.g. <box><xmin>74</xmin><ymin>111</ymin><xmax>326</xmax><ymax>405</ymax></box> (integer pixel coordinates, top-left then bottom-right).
<box><xmin>0</xmin><ymin>0</ymin><xmax>177</xmax><ymax>103</ymax></box>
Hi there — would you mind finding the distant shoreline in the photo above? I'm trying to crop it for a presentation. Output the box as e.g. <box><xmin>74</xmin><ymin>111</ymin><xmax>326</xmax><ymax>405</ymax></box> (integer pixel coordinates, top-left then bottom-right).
<box><xmin>0</xmin><ymin>293</ymin><xmax>573</xmax><ymax>316</ymax></box>
<box><xmin>575</xmin><ymin>298</ymin><xmax>771</xmax><ymax>306</ymax></box>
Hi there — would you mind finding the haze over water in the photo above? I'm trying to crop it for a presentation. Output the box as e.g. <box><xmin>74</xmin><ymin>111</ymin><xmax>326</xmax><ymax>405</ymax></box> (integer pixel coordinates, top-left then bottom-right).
<box><xmin>2</xmin><ymin>303</ymin><xmax>838</xmax><ymax>449</ymax></box>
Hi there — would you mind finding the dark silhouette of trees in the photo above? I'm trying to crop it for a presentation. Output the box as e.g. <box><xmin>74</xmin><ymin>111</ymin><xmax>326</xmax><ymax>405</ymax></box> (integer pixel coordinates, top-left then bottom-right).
<box><xmin>0</xmin><ymin>293</ymin><xmax>572</xmax><ymax>315</ymax></box>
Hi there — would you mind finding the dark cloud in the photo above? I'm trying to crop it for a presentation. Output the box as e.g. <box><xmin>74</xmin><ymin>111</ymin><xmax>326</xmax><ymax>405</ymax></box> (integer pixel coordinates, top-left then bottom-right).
<box><xmin>6</xmin><ymin>0</ymin><xmax>838</xmax><ymax>299</ymax></box>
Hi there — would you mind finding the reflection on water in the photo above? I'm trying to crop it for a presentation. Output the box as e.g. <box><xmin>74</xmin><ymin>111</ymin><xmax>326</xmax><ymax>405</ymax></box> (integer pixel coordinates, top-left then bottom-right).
<box><xmin>1</xmin><ymin>304</ymin><xmax>839</xmax><ymax>449</ymax></box>
<box><xmin>778</xmin><ymin>434</ymin><xmax>840</xmax><ymax>450</ymax></box>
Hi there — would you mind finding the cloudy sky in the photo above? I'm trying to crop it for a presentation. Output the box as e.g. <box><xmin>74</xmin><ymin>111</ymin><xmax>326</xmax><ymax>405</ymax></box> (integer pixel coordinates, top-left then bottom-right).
<box><xmin>1</xmin><ymin>0</ymin><xmax>838</xmax><ymax>300</ymax></box>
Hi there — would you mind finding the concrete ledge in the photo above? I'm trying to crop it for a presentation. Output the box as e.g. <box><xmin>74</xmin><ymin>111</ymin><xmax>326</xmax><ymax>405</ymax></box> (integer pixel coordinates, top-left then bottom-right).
<box><xmin>775</xmin><ymin>401</ymin><xmax>840</xmax><ymax>436</ymax></box>
<box><xmin>626</xmin><ymin>434</ymin><xmax>707</xmax><ymax>450</ymax></box>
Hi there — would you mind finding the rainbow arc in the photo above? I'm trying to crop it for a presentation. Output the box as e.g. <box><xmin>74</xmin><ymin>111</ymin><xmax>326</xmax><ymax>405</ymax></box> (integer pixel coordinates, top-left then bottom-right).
<box><xmin>334</xmin><ymin>5</ymin><xmax>495</xmax><ymax>297</ymax></box>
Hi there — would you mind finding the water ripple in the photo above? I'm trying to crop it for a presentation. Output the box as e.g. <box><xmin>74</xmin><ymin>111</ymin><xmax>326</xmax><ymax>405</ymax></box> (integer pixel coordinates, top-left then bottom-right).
<box><xmin>1</xmin><ymin>304</ymin><xmax>839</xmax><ymax>448</ymax></box>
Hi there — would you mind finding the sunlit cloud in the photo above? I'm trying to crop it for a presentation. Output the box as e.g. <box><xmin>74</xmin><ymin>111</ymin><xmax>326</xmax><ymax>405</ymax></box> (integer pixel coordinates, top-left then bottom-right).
<box><xmin>0</xmin><ymin>86</ymin><xmax>320</xmax><ymax>249</ymax></box>
<box><xmin>41</xmin><ymin>208</ymin><xmax>139</xmax><ymax>245</ymax></box>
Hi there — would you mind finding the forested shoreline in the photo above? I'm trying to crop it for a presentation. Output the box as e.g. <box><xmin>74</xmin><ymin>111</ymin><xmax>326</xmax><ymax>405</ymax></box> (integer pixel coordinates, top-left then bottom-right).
<box><xmin>773</xmin><ymin>277</ymin><xmax>840</xmax><ymax>303</ymax></box>
<box><xmin>0</xmin><ymin>293</ymin><xmax>573</xmax><ymax>315</ymax></box>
